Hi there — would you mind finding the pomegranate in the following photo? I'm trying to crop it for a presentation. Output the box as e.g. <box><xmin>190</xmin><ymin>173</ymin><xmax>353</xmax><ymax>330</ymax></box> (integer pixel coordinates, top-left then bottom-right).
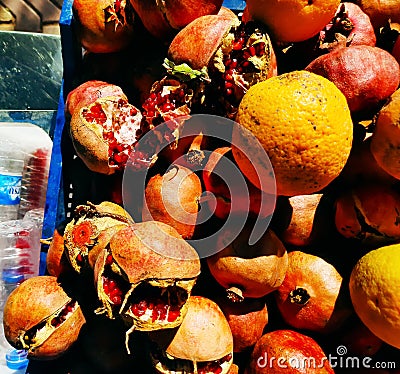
<box><xmin>142</xmin><ymin>164</ymin><xmax>202</xmax><ymax>239</ymax></box>
<box><xmin>148</xmin><ymin>296</ymin><xmax>234</xmax><ymax>374</ymax></box>
<box><xmin>393</xmin><ymin>36</ymin><xmax>400</xmax><ymax>63</ymax></box>
<box><xmin>45</xmin><ymin>222</ymin><xmax>71</xmax><ymax>277</ymax></box>
<box><xmin>130</xmin><ymin>0</ymin><xmax>224</xmax><ymax>41</ymax></box>
<box><xmin>245</xmin><ymin>329</ymin><xmax>334</xmax><ymax>373</ymax></box>
<box><xmin>305</xmin><ymin>44</ymin><xmax>400</xmax><ymax>114</ymax></box>
<box><xmin>63</xmin><ymin>201</ymin><xmax>133</xmax><ymax>273</ymax></box>
<box><xmin>275</xmin><ymin>251</ymin><xmax>350</xmax><ymax>333</ymax></box>
<box><xmin>65</xmin><ymin>80</ymin><xmax>127</xmax><ymax>119</ymax></box>
<box><xmin>167</xmin><ymin>14</ymin><xmax>277</xmax><ymax>118</ymax></box>
<box><xmin>334</xmin><ymin>183</ymin><xmax>400</xmax><ymax>246</ymax></box>
<box><xmin>355</xmin><ymin>0</ymin><xmax>400</xmax><ymax>30</ymax></box>
<box><xmin>202</xmin><ymin>147</ymin><xmax>276</xmax><ymax>220</ymax></box>
<box><xmin>215</xmin><ymin>296</ymin><xmax>269</xmax><ymax>353</ymax></box>
<box><xmin>3</xmin><ymin>276</ymin><xmax>86</xmax><ymax>359</ymax></box>
<box><xmin>318</xmin><ymin>2</ymin><xmax>376</xmax><ymax>52</ymax></box>
<box><xmin>69</xmin><ymin>95</ymin><xmax>144</xmax><ymax>174</ymax></box>
<box><xmin>207</xmin><ymin>226</ymin><xmax>288</xmax><ymax>302</ymax></box>
<box><xmin>72</xmin><ymin>0</ymin><xmax>135</xmax><ymax>53</ymax></box>
<box><xmin>340</xmin><ymin>317</ymin><xmax>383</xmax><ymax>357</ymax></box>
<box><xmin>274</xmin><ymin>193</ymin><xmax>332</xmax><ymax>248</ymax></box>
<box><xmin>93</xmin><ymin>222</ymin><xmax>201</xmax><ymax>352</ymax></box>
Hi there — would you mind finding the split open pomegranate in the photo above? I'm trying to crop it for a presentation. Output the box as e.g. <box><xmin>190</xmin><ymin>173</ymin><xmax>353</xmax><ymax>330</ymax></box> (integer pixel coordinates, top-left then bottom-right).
<box><xmin>149</xmin><ymin>296</ymin><xmax>234</xmax><ymax>374</ymax></box>
<box><xmin>93</xmin><ymin>221</ymin><xmax>201</xmax><ymax>352</ymax></box>
<box><xmin>3</xmin><ymin>276</ymin><xmax>86</xmax><ymax>359</ymax></box>
<box><xmin>63</xmin><ymin>201</ymin><xmax>133</xmax><ymax>273</ymax></box>
<box><xmin>167</xmin><ymin>14</ymin><xmax>277</xmax><ymax>117</ymax></box>
<box><xmin>70</xmin><ymin>96</ymin><xmax>144</xmax><ymax>174</ymax></box>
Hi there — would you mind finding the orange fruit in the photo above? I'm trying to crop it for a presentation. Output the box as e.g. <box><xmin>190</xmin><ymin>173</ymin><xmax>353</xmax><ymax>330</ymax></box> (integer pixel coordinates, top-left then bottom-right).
<box><xmin>349</xmin><ymin>243</ymin><xmax>400</xmax><ymax>349</ymax></box>
<box><xmin>370</xmin><ymin>88</ymin><xmax>400</xmax><ymax>180</ymax></box>
<box><xmin>233</xmin><ymin>70</ymin><xmax>353</xmax><ymax>196</ymax></box>
<box><xmin>246</xmin><ymin>0</ymin><xmax>340</xmax><ymax>42</ymax></box>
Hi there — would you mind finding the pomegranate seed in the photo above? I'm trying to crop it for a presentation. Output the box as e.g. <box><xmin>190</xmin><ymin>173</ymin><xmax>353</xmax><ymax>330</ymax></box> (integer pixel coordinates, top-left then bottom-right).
<box><xmin>107</xmin><ymin>279</ymin><xmax>117</xmax><ymax>291</ymax></box>
<box><xmin>243</xmin><ymin>50</ymin><xmax>251</xmax><ymax>60</ymax></box>
<box><xmin>241</xmin><ymin>61</ymin><xmax>250</xmax><ymax>68</ymax></box>
<box><xmin>167</xmin><ymin>307</ymin><xmax>180</xmax><ymax>322</ymax></box>
<box><xmin>76</xmin><ymin>253</ymin><xmax>84</xmax><ymax>264</ymax></box>
<box><xmin>103</xmin><ymin>280</ymin><xmax>110</xmax><ymax>294</ymax></box>
<box><xmin>111</xmin><ymin>294</ymin><xmax>122</xmax><ymax>305</ymax></box>
<box><xmin>256</xmin><ymin>42</ymin><xmax>266</xmax><ymax>56</ymax></box>
<box><xmin>248</xmin><ymin>45</ymin><xmax>256</xmax><ymax>56</ymax></box>
<box><xmin>106</xmin><ymin>254</ymin><xmax>113</xmax><ymax>265</ymax></box>
<box><xmin>224</xmin><ymin>58</ymin><xmax>232</xmax><ymax>67</ymax></box>
<box><xmin>225</xmin><ymin>81</ymin><xmax>233</xmax><ymax>89</ymax></box>
<box><xmin>229</xmin><ymin>59</ymin><xmax>238</xmax><ymax>69</ymax></box>
<box><xmin>131</xmin><ymin>304</ymin><xmax>146</xmax><ymax>316</ymax></box>
<box><xmin>225</xmin><ymin>88</ymin><xmax>233</xmax><ymax>96</ymax></box>
<box><xmin>232</xmin><ymin>37</ymin><xmax>245</xmax><ymax>50</ymax></box>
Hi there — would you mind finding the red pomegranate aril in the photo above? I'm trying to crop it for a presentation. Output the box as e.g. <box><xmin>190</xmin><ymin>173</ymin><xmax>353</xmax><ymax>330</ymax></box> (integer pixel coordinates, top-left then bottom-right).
<box><xmin>248</xmin><ymin>45</ymin><xmax>256</xmax><ymax>56</ymax></box>
<box><xmin>131</xmin><ymin>304</ymin><xmax>146</xmax><ymax>317</ymax></box>
<box><xmin>76</xmin><ymin>254</ymin><xmax>84</xmax><ymax>264</ymax></box>
<box><xmin>107</xmin><ymin>278</ymin><xmax>118</xmax><ymax>291</ymax></box>
<box><xmin>167</xmin><ymin>307</ymin><xmax>180</xmax><ymax>322</ymax></box>
<box><xmin>110</xmin><ymin>294</ymin><xmax>122</xmax><ymax>305</ymax></box>
<box><xmin>106</xmin><ymin>254</ymin><xmax>113</xmax><ymax>266</ymax></box>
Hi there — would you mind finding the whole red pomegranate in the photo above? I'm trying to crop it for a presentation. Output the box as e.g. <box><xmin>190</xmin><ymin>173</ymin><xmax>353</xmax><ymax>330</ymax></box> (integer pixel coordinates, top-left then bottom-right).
<box><xmin>275</xmin><ymin>251</ymin><xmax>350</xmax><ymax>333</ymax></box>
<box><xmin>318</xmin><ymin>2</ymin><xmax>376</xmax><ymax>52</ymax></box>
<box><xmin>215</xmin><ymin>296</ymin><xmax>269</xmax><ymax>353</ymax></box>
<box><xmin>305</xmin><ymin>44</ymin><xmax>400</xmax><ymax>114</ymax></box>
<box><xmin>334</xmin><ymin>183</ymin><xmax>400</xmax><ymax>246</ymax></box>
<box><xmin>203</xmin><ymin>147</ymin><xmax>276</xmax><ymax>220</ymax></box>
<box><xmin>130</xmin><ymin>0</ymin><xmax>224</xmax><ymax>41</ymax></box>
<box><xmin>94</xmin><ymin>222</ymin><xmax>201</xmax><ymax>352</ymax></box>
<box><xmin>72</xmin><ymin>0</ymin><xmax>135</xmax><ymax>53</ymax></box>
<box><xmin>245</xmin><ymin>329</ymin><xmax>334</xmax><ymax>373</ymax></box>
<box><xmin>69</xmin><ymin>95</ymin><xmax>144</xmax><ymax>174</ymax></box>
<box><xmin>207</xmin><ymin>226</ymin><xmax>288</xmax><ymax>302</ymax></box>
<box><xmin>168</xmin><ymin>14</ymin><xmax>277</xmax><ymax>118</ymax></box>
<box><xmin>142</xmin><ymin>164</ymin><xmax>202</xmax><ymax>239</ymax></box>
<box><xmin>148</xmin><ymin>296</ymin><xmax>234</xmax><ymax>374</ymax></box>
<box><xmin>3</xmin><ymin>276</ymin><xmax>86</xmax><ymax>359</ymax></box>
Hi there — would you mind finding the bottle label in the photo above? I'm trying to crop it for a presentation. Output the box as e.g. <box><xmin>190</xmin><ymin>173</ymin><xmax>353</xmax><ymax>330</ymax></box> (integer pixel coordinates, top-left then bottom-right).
<box><xmin>0</xmin><ymin>174</ymin><xmax>21</xmax><ymax>205</ymax></box>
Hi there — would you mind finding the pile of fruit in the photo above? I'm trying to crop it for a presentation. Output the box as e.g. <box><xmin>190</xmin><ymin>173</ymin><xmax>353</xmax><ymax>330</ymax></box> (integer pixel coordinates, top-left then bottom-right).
<box><xmin>3</xmin><ymin>0</ymin><xmax>400</xmax><ymax>372</ymax></box>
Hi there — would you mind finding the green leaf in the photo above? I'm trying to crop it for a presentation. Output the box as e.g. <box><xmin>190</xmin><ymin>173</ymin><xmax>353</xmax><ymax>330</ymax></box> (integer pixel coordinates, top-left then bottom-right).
<box><xmin>163</xmin><ymin>58</ymin><xmax>210</xmax><ymax>82</ymax></box>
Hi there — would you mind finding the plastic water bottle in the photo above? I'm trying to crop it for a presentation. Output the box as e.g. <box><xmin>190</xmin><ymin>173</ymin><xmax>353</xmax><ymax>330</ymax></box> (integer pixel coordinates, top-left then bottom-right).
<box><xmin>0</xmin><ymin>158</ymin><xmax>24</xmax><ymax>222</ymax></box>
<box><xmin>0</xmin><ymin>269</ymin><xmax>29</xmax><ymax>373</ymax></box>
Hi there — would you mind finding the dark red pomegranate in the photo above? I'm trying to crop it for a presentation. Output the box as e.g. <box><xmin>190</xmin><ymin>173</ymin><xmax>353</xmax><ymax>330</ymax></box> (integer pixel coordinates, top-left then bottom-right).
<box><xmin>168</xmin><ymin>14</ymin><xmax>277</xmax><ymax>118</ymax></box>
<box><xmin>318</xmin><ymin>2</ymin><xmax>376</xmax><ymax>52</ymax></box>
<box><xmin>69</xmin><ymin>95</ymin><xmax>144</xmax><ymax>174</ymax></box>
<box><xmin>3</xmin><ymin>276</ymin><xmax>86</xmax><ymax>359</ymax></box>
<box><xmin>245</xmin><ymin>329</ymin><xmax>334</xmax><ymax>373</ymax></box>
<box><xmin>305</xmin><ymin>45</ymin><xmax>400</xmax><ymax>114</ymax></box>
<box><xmin>72</xmin><ymin>0</ymin><xmax>135</xmax><ymax>53</ymax></box>
<box><xmin>129</xmin><ymin>0</ymin><xmax>224</xmax><ymax>41</ymax></box>
<box><xmin>203</xmin><ymin>147</ymin><xmax>276</xmax><ymax>220</ymax></box>
<box><xmin>94</xmin><ymin>222</ymin><xmax>201</xmax><ymax>352</ymax></box>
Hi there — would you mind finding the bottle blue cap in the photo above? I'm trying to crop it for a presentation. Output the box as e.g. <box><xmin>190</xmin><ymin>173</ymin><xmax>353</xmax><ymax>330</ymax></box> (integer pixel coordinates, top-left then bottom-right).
<box><xmin>5</xmin><ymin>349</ymin><xmax>29</xmax><ymax>370</ymax></box>
<box><xmin>2</xmin><ymin>269</ymin><xmax>24</xmax><ymax>284</ymax></box>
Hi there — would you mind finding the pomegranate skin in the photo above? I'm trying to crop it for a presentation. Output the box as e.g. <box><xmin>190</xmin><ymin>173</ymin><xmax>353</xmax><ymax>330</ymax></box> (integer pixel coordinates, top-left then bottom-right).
<box><xmin>130</xmin><ymin>0</ymin><xmax>224</xmax><ymax>41</ymax></box>
<box><xmin>393</xmin><ymin>37</ymin><xmax>400</xmax><ymax>64</ymax></box>
<box><xmin>73</xmin><ymin>0</ymin><xmax>135</xmax><ymax>53</ymax></box>
<box><xmin>306</xmin><ymin>45</ymin><xmax>400</xmax><ymax>113</ymax></box>
<box><xmin>3</xmin><ymin>276</ymin><xmax>85</xmax><ymax>359</ymax></box>
<box><xmin>319</xmin><ymin>2</ymin><xmax>376</xmax><ymax>51</ymax></box>
<box><xmin>245</xmin><ymin>330</ymin><xmax>334</xmax><ymax>374</ymax></box>
<box><xmin>65</xmin><ymin>80</ymin><xmax>127</xmax><ymax>118</ymax></box>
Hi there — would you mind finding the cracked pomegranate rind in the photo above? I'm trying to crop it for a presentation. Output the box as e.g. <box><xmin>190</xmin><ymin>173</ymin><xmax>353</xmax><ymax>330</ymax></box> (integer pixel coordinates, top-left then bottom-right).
<box><xmin>3</xmin><ymin>276</ymin><xmax>86</xmax><ymax>359</ymax></box>
<box><xmin>64</xmin><ymin>201</ymin><xmax>133</xmax><ymax>273</ymax></box>
<box><xmin>148</xmin><ymin>296</ymin><xmax>234</xmax><ymax>374</ymax></box>
<box><xmin>70</xmin><ymin>96</ymin><xmax>143</xmax><ymax>174</ymax></box>
<box><xmin>93</xmin><ymin>222</ymin><xmax>201</xmax><ymax>353</ymax></box>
